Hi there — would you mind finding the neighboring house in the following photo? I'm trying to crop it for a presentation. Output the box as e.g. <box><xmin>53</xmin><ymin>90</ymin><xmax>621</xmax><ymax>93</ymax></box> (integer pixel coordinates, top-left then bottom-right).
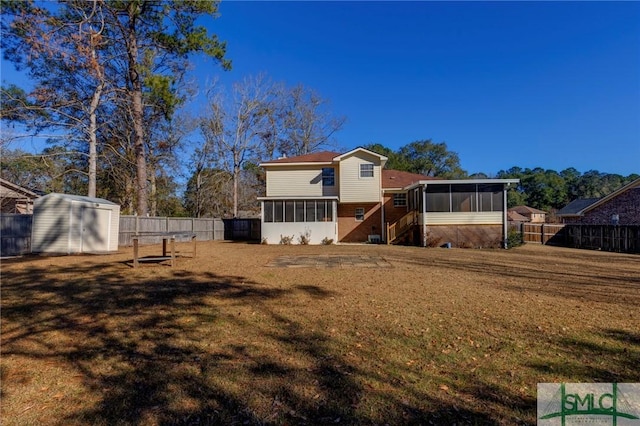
<box><xmin>508</xmin><ymin>205</ymin><xmax>547</xmax><ymax>223</ymax></box>
<box><xmin>258</xmin><ymin>148</ymin><xmax>519</xmax><ymax>247</ymax></box>
<box><xmin>0</xmin><ymin>178</ymin><xmax>41</xmax><ymax>214</ymax></box>
<box><xmin>556</xmin><ymin>178</ymin><xmax>640</xmax><ymax>225</ymax></box>
<box><xmin>507</xmin><ymin>210</ymin><xmax>529</xmax><ymax>223</ymax></box>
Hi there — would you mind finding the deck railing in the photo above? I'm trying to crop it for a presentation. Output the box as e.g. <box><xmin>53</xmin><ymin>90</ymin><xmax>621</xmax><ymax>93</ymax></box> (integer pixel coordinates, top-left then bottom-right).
<box><xmin>386</xmin><ymin>210</ymin><xmax>418</xmax><ymax>245</ymax></box>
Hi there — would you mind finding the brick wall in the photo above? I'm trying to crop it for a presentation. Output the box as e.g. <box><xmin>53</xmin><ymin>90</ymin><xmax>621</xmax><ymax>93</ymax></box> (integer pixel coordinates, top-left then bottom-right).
<box><xmin>421</xmin><ymin>225</ymin><xmax>503</xmax><ymax>248</ymax></box>
<box><xmin>338</xmin><ymin>202</ymin><xmax>382</xmax><ymax>242</ymax></box>
<box><xmin>573</xmin><ymin>187</ymin><xmax>640</xmax><ymax>225</ymax></box>
<box><xmin>383</xmin><ymin>194</ymin><xmax>410</xmax><ymax>226</ymax></box>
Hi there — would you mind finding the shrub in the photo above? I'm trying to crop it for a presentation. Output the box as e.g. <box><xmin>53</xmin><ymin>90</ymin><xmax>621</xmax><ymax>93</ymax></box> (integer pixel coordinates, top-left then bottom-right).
<box><xmin>261</xmin><ymin>237</ymin><xmax>268</xmax><ymax>245</ymax></box>
<box><xmin>298</xmin><ymin>230</ymin><xmax>311</xmax><ymax>245</ymax></box>
<box><xmin>321</xmin><ymin>237</ymin><xmax>334</xmax><ymax>245</ymax></box>
<box><xmin>506</xmin><ymin>228</ymin><xmax>524</xmax><ymax>249</ymax></box>
<box><xmin>279</xmin><ymin>234</ymin><xmax>294</xmax><ymax>245</ymax></box>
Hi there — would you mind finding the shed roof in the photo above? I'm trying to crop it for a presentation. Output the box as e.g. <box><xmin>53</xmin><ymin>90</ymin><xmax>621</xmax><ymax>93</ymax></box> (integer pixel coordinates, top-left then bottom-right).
<box><xmin>36</xmin><ymin>193</ymin><xmax>119</xmax><ymax>206</ymax></box>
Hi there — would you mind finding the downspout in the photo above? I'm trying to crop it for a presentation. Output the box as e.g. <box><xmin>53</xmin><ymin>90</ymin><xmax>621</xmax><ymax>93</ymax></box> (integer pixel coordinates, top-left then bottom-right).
<box><xmin>502</xmin><ymin>184</ymin><xmax>509</xmax><ymax>249</ymax></box>
<box><xmin>381</xmin><ymin>194</ymin><xmax>386</xmax><ymax>243</ymax></box>
<box><xmin>422</xmin><ymin>185</ymin><xmax>427</xmax><ymax>247</ymax></box>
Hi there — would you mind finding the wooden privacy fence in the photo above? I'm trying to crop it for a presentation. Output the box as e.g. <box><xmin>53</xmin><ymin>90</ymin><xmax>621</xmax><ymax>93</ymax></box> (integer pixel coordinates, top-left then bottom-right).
<box><xmin>516</xmin><ymin>222</ymin><xmax>640</xmax><ymax>253</ymax></box>
<box><xmin>1</xmin><ymin>214</ymin><xmax>260</xmax><ymax>255</ymax></box>
<box><xmin>1</xmin><ymin>214</ymin><xmax>32</xmax><ymax>256</ymax></box>
<box><xmin>222</xmin><ymin>218</ymin><xmax>261</xmax><ymax>241</ymax></box>
<box><xmin>119</xmin><ymin>216</ymin><xmax>224</xmax><ymax>246</ymax></box>
<box><xmin>564</xmin><ymin>224</ymin><xmax>640</xmax><ymax>254</ymax></box>
<box><xmin>521</xmin><ymin>223</ymin><xmax>566</xmax><ymax>245</ymax></box>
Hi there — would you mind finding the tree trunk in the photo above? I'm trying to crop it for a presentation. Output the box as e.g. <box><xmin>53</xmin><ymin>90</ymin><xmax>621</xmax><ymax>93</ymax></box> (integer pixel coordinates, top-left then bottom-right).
<box><xmin>127</xmin><ymin>6</ymin><xmax>148</xmax><ymax>216</ymax></box>
<box><xmin>233</xmin><ymin>166</ymin><xmax>239</xmax><ymax>218</ymax></box>
<box><xmin>149</xmin><ymin>165</ymin><xmax>157</xmax><ymax>216</ymax></box>
<box><xmin>87</xmin><ymin>81</ymin><xmax>104</xmax><ymax>198</ymax></box>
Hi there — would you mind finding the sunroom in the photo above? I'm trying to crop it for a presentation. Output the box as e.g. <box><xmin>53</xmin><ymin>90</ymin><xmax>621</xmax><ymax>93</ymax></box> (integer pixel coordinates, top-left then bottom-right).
<box><xmin>405</xmin><ymin>179</ymin><xmax>519</xmax><ymax>248</ymax></box>
<box><xmin>259</xmin><ymin>197</ymin><xmax>338</xmax><ymax>244</ymax></box>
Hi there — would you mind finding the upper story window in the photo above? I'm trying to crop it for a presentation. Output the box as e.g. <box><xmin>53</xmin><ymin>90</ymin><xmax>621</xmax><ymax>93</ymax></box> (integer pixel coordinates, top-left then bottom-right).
<box><xmin>322</xmin><ymin>168</ymin><xmax>335</xmax><ymax>186</ymax></box>
<box><xmin>393</xmin><ymin>193</ymin><xmax>407</xmax><ymax>207</ymax></box>
<box><xmin>359</xmin><ymin>163</ymin><xmax>374</xmax><ymax>178</ymax></box>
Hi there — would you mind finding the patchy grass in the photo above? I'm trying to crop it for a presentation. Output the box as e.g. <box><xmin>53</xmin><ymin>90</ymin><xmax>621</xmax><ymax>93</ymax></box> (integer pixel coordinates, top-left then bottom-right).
<box><xmin>1</xmin><ymin>242</ymin><xmax>639</xmax><ymax>425</ymax></box>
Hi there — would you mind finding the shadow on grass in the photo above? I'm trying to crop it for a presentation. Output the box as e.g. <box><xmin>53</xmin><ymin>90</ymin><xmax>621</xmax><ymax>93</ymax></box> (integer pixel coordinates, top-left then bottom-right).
<box><xmin>2</xmin><ymin>258</ymin><xmax>537</xmax><ymax>425</ymax></box>
<box><xmin>527</xmin><ymin>328</ymin><xmax>640</xmax><ymax>383</ymax></box>
<box><xmin>386</xmin><ymin>248</ymin><xmax>640</xmax><ymax>307</ymax></box>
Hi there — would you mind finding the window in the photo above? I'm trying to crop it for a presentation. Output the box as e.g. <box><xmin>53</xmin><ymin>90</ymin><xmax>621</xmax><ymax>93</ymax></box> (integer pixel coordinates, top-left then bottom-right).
<box><xmin>285</xmin><ymin>201</ymin><xmax>295</xmax><ymax>222</ymax></box>
<box><xmin>295</xmin><ymin>201</ymin><xmax>305</xmax><ymax>222</ymax></box>
<box><xmin>264</xmin><ymin>201</ymin><xmax>273</xmax><ymax>222</ymax></box>
<box><xmin>451</xmin><ymin>184</ymin><xmax>476</xmax><ymax>212</ymax></box>
<box><xmin>426</xmin><ymin>185</ymin><xmax>450</xmax><ymax>212</ymax></box>
<box><xmin>355</xmin><ymin>207</ymin><xmax>365</xmax><ymax>221</ymax></box>
<box><xmin>393</xmin><ymin>193</ymin><xmax>407</xmax><ymax>207</ymax></box>
<box><xmin>359</xmin><ymin>163</ymin><xmax>374</xmax><ymax>178</ymax></box>
<box><xmin>322</xmin><ymin>168</ymin><xmax>335</xmax><ymax>186</ymax></box>
<box><xmin>478</xmin><ymin>184</ymin><xmax>504</xmax><ymax>212</ymax></box>
<box><xmin>274</xmin><ymin>201</ymin><xmax>284</xmax><ymax>222</ymax></box>
<box><xmin>263</xmin><ymin>199</ymin><xmax>335</xmax><ymax>223</ymax></box>
<box><xmin>303</xmin><ymin>200</ymin><xmax>315</xmax><ymax>222</ymax></box>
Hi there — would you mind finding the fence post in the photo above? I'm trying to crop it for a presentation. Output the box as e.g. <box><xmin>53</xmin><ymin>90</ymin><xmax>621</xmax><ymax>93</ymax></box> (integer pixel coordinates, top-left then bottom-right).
<box><xmin>541</xmin><ymin>224</ymin><xmax>545</xmax><ymax>245</ymax></box>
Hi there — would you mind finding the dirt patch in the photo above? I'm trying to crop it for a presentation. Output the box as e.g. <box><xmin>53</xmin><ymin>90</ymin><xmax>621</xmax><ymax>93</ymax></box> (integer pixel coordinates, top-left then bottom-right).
<box><xmin>1</xmin><ymin>242</ymin><xmax>638</xmax><ymax>425</ymax></box>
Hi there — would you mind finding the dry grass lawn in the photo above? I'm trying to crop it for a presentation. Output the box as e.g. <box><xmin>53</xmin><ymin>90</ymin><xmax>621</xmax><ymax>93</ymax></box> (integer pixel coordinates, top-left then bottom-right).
<box><xmin>1</xmin><ymin>242</ymin><xmax>639</xmax><ymax>425</ymax></box>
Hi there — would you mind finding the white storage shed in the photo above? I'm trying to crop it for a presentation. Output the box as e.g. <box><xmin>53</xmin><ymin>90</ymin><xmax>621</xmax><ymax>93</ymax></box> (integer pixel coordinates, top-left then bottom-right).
<box><xmin>31</xmin><ymin>193</ymin><xmax>120</xmax><ymax>254</ymax></box>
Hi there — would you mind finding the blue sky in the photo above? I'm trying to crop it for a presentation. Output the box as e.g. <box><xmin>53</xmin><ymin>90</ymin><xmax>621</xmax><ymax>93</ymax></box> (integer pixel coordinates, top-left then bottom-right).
<box><xmin>198</xmin><ymin>0</ymin><xmax>640</xmax><ymax>176</ymax></box>
<box><xmin>2</xmin><ymin>1</ymin><xmax>639</xmax><ymax>177</ymax></box>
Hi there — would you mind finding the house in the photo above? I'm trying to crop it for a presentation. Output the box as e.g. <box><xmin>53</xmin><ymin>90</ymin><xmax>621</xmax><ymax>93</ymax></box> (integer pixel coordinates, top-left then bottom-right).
<box><xmin>0</xmin><ymin>178</ymin><xmax>41</xmax><ymax>214</ymax></box>
<box><xmin>258</xmin><ymin>148</ymin><xmax>519</xmax><ymax>247</ymax></box>
<box><xmin>508</xmin><ymin>205</ymin><xmax>547</xmax><ymax>223</ymax></box>
<box><xmin>507</xmin><ymin>210</ymin><xmax>529</xmax><ymax>223</ymax></box>
<box><xmin>556</xmin><ymin>178</ymin><xmax>640</xmax><ymax>225</ymax></box>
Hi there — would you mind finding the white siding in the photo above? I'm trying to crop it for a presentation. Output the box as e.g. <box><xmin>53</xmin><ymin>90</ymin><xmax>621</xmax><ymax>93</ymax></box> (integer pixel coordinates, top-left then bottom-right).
<box><xmin>261</xmin><ymin>221</ymin><xmax>337</xmax><ymax>245</ymax></box>
<box><xmin>32</xmin><ymin>193</ymin><xmax>120</xmax><ymax>253</ymax></box>
<box><xmin>31</xmin><ymin>195</ymin><xmax>71</xmax><ymax>253</ymax></box>
<box><xmin>266</xmin><ymin>166</ymin><xmax>338</xmax><ymax>197</ymax></box>
<box><xmin>420</xmin><ymin>212</ymin><xmax>503</xmax><ymax>225</ymax></box>
<box><xmin>338</xmin><ymin>152</ymin><xmax>382</xmax><ymax>203</ymax></box>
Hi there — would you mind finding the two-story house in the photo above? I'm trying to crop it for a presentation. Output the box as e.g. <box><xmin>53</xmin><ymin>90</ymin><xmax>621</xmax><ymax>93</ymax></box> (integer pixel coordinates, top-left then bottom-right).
<box><xmin>259</xmin><ymin>147</ymin><xmax>519</xmax><ymax>247</ymax></box>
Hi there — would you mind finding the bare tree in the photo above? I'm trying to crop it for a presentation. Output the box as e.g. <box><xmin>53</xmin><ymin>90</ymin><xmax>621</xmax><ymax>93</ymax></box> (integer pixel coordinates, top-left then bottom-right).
<box><xmin>200</xmin><ymin>75</ymin><xmax>279</xmax><ymax>217</ymax></box>
<box><xmin>279</xmin><ymin>84</ymin><xmax>346</xmax><ymax>156</ymax></box>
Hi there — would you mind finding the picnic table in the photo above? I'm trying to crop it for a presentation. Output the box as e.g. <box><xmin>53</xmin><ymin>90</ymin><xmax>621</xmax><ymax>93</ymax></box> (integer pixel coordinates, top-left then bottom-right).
<box><xmin>132</xmin><ymin>232</ymin><xmax>196</xmax><ymax>268</ymax></box>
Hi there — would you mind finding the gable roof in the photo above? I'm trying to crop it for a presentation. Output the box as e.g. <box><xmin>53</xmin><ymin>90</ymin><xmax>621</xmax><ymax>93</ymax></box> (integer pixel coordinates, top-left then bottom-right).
<box><xmin>260</xmin><ymin>151</ymin><xmax>341</xmax><ymax>165</ymax></box>
<box><xmin>557</xmin><ymin>177</ymin><xmax>640</xmax><ymax>217</ymax></box>
<box><xmin>0</xmin><ymin>178</ymin><xmax>40</xmax><ymax>199</ymax></box>
<box><xmin>509</xmin><ymin>205</ymin><xmax>547</xmax><ymax>215</ymax></box>
<box><xmin>382</xmin><ymin>169</ymin><xmax>438</xmax><ymax>189</ymax></box>
<box><xmin>557</xmin><ymin>198</ymin><xmax>600</xmax><ymax>216</ymax></box>
<box><xmin>507</xmin><ymin>211</ymin><xmax>529</xmax><ymax>222</ymax></box>
<box><xmin>333</xmin><ymin>147</ymin><xmax>388</xmax><ymax>162</ymax></box>
<box><xmin>260</xmin><ymin>147</ymin><xmax>389</xmax><ymax>167</ymax></box>
<box><xmin>579</xmin><ymin>177</ymin><xmax>640</xmax><ymax>215</ymax></box>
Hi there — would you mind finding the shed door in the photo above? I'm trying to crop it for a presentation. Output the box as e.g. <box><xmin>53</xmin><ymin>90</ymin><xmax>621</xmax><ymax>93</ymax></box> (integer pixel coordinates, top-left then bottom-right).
<box><xmin>80</xmin><ymin>207</ymin><xmax>112</xmax><ymax>252</ymax></box>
